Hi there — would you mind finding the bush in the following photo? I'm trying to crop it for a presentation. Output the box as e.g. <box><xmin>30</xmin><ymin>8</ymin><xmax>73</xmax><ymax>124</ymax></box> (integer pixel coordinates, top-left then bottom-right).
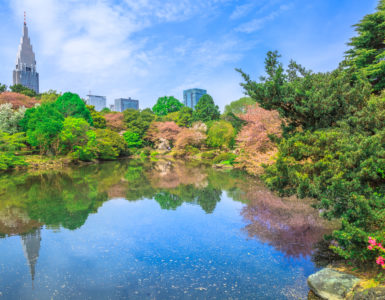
<box><xmin>201</xmin><ymin>151</ymin><xmax>217</xmax><ymax>160</ymax></box>
<box><xmin>123</xmin><ymin>131</ymin><xmax>143</xmax><ymax>148</ymax></box>
<box><xmin>213</xmin><ymin>153</ymin><xmax>237</xmax><ymax>164</ymax></box>
<box><xmin>59</xmin><ymin>117</ymin><xmax>90</xmax><ymax>154</ymax></box>
<box><xmin>0</xmin><ymin>103</ymin><xmax>26</xmax><ymax>134</ymax></box>
<box><xmin>207</xmin><ymin>120</ymin><xmax>236</xmax><ymax>149</ymax></box>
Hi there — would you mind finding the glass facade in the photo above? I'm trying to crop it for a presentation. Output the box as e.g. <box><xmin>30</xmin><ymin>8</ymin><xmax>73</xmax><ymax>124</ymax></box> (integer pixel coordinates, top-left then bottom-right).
<box><xmin>183</xmin><ymin>89</ymin><xmax>207</xmax><ymax>109</ymax></box>
<box><xmin>114</xmin><ymin>98</ymin><xmax>139</xmax><ymax>112</ymax></box>
<box><xmin>86</xmin><ymin>95</ymin><xmax>106</xmax><ymax>111</ymax></box>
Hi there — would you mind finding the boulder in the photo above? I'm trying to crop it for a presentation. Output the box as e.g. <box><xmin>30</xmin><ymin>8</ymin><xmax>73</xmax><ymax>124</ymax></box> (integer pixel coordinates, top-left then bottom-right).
<box><xmin>307</xmin><ymin>268</ymin><xmax>360</xmax><ymax>300</ymax></box>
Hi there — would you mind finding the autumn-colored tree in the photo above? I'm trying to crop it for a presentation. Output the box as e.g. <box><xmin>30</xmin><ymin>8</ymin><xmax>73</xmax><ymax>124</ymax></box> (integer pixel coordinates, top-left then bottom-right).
<box><xmin>104</xmin><ymin>112</ymin><xmax>127</xmax><ymax>132</ymax></box>
<box><xmin>174</xmin><ymin>128</ymin><xmax>206</xmax><ymax>150</ymax></box>
<box><xmin>145</xmin><ymin>121</ymin><xmax>181</xmax><ymax>144</ymax></box>
<box><xmin>235</xmin><ymin>104</ymin><xmax>281</xmax><ymax>175</ymax></box>
<box><xmin>0</xmin><ymin>92</ymin><xmax>38</xmax><ymax>108</ymax></box>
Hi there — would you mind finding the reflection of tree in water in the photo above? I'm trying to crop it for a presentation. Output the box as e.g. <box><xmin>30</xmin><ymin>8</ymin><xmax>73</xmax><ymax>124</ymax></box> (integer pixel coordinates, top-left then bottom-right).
<box><xmin>240</xmin><ymin>182</ymin><xmax>335</xmax><ymax>258</ymax></box>
<box><xmin>154</xmin><ymin>192</ymin><xmax>183</xmax><ymax>210</ymax></box>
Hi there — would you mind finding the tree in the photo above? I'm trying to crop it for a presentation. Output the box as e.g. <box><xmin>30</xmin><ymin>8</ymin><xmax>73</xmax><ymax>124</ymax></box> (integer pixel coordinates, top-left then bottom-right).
<box><xmin>152</xmin><ymin>96</ymin><xmax>184</xmax><ymax>116</ymax></box>
<box><xmin>54</xmin><ymin>92</ymin><xmax>93</xmax><ymax>125</ymax></box>
<box><xmin>145</xmin><ymin>121</ymin><xmax>181</xmax><ymax>144</ymax></box>
<box><xmin>0</xmin><ymin>131</ymin><xmax>27</xmax><ymax>170</ymax></box>
<box><xmin>104</xmin><ymin>112</ymin><xmax>126</xmax><ymax>132</ymax></box>
<box><xmin>0</xmin><ymin>83</ymin><xmax>7</xmax><ymax>93</ymax></box>
<box><xmin>207</xmin><ymin>120</ymin><xmax>235</xmax><ymax>149</ymax></box>
<box><xmin>221</xmin><ymin>112</ymin><xmax>246</xmax><ymax>133</ymax></box>
<box><xmin>38</xmin><ymin>90</ymin><xmax>60</xmax><ymax>103</ymax></box>
<box><xmin>345</xmin><ymin>0</ymin><xmax>385</xmax><ymax>92</ymax></box>
<box><xmin>174</xmin><ymin>128</ymin><xmax>206</xmax><ymax>150</ymax></box>
<box><xmin>89</xmin><ymin>129</ymin><xmax>127</xmax><ymax>160</ymax></box>
<box><xmin>192</xmin><ymin>94</ymin><xmax>220</xmax><ymax>123</ymax></box>
<box><xmin>100</xmin><ymin>107</ymin><xmax>111</xmax><ymax>114</ymax></box>
<box><xmin>86</xmin><ymin>105</ymin><xmax>107</xmax><ymax>129</ymax></box>
<box><xmin>123</xmin><ymin>108</ymin><xmax>155</xmax><ymax>137</ymax></box>
<box><xmin>59</xmin><ymin>117</ymin><xmax>91</xmax><ymax>154</ymax></box>
<box><xmin>10</xmin><ymin>84</ymin><xmax>37</xmax><ymax>97</ymax></box>
<box><xmin>224</xmin><ymin>97</ymin><xmax>255</xmax><ymax>115</ymax></box>
<box><xmin>0</xmin><ymin>92</ymin><xmax>38</xmax><ymax>108</ymax></box>
<box><xmin>163</xmin><ymin>106</ymin><xmax>193</xmax><ymax>127</ymax></box>
<box><xmin>0</xmin><ymin>103</ymin><xmax>26</xmax><ymax>134</ymax></box>
<box><xmin>21</xmin><ymin>103</ymin><xmax>64</xmax><ymax>153</ymax></box>
<box><xmin>123</xmin><ymin>131</ymin><xmax>143</xmax><ymax>148</ymax></box>
<box><xmin>237</xmin><ymin>51</ymin><xmax>371</xmax><ymax>133</ymax></box>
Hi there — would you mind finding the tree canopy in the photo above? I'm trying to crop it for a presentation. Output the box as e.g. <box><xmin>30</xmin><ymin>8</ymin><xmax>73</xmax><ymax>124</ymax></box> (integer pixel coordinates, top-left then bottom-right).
<box><xmin>224</xmin><ymin>97</ymin><xmax>254</xmax><ymax>115</ymax></box>
<box><xmin>10</xmin><ymin>84</ymin><xmax>37</xmax><ymax>97</ymax></box>
<box><xmin>192</xmin><ymin>94</ymin><xmax>220</xmax><ymax>123</ymax></box>
<box><xmin>54</xmin><ymin>92</ymin><xmax>93</xmax><ymax>125</ymax></box>
<box><xmin>152</xmin><ymin>96</ymin><xmax>184</xmax><ymax>116</ymax></box>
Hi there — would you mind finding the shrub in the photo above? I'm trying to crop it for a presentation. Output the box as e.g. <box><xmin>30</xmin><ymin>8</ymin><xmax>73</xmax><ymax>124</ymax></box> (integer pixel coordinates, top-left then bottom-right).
<box><xmin>123</xmin><ymin>131</ymin><xmax>143</xmax><ymax>148</ymax></box>
<box><xmin>0</xmin><ymin>103</ymin><xmax>26</xmax><ymax>134</ymax></box>
<box><xmin>207</xmin><ymin>120</ymin><xmax>236</xmax><ymax>149</ymax></box>
<box><xmin>213</xmin><ymin>152</ymin><xmax>237</xmax><ymax>164</ymax></box>
<box><xmin>59</xmin><ymin>117</ymin><xmax>90</xmax><ymax>154</ymax></box>
<box><xmin>174</xmin><ymin>128</ymin><xmax>206</xmax><ymax>150</ymax></box>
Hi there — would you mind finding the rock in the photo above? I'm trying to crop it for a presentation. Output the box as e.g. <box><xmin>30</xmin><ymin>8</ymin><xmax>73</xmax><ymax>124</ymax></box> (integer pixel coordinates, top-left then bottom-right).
<box><xmin>155</xmin><ymin>138</ymin><xmax>170</xmax><ymax>151</ymax></box>
<box><xmin>352</xmin><ymin>286</ymin><xmax>385</xmax><ymax>300</ymax></box>
<box><xmin>307</xmin><ymin>268</ymin><xmax>360</xmax><ymax>300</ymax></box>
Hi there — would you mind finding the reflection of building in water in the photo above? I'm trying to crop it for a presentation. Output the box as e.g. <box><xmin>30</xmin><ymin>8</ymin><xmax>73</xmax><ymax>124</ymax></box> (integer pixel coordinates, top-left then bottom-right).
<box><xmin>21</xmin><ymin>228</ymin><xmax>41</xmax><ymax>283</ymax></box>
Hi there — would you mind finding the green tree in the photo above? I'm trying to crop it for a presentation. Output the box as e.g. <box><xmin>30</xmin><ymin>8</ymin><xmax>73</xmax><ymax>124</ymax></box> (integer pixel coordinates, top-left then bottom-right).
<box><xmin>152</xmin><ymin>96</ymin><xmax>184</xmax><ymax>116</ymax></box>
<box><xmin>86</xmin><ymin>105</ymin><xmax>107</xmax><ymax>128</ymax></box>
<box><xmin>9</xmin><ymin>84</ymin><xmax>37</xmax><ymax>97</ymax></box>
<box><xmin>0</xmin><ymin>131</ymin><xmax>27</xmax><ymax>170</ymax></box>
<box><xmin>192</xmin><ymin>94</ymin><xmax>220</xmax><ymax>123</ymax></box>
<box><xmin>54</xmin><ymin>92</ymin><xmax>93</xmax><ymax>125</ymax></box>
<box><xmin>345</xmin><ymin>0</ymin><xmax>385</xmax><ymax>92</ymax></box>
<box><xmin>59</xmin><ymin>117</ymin><xmax>91</xmax><ymax>154</ymax></box>
<box><xmin>88</xmin><ymin>129</ymin><xmax>127</xmax><ymax>160</ymax></box>
<box><xmin>123</xmin><ymin>108</ymin><xmax>155</xmax><ymax>138</ymax></box>
<box><xmin>237</xmin><ymin>51</ymin><xmax>371</xmax><ymax>133</ymax></box>
<box><xmin>123</xmin><ymin>131</ymin><xmax>143</xmax><ymax>148</ymax></box>
<box><xmin>21</xmin><ymin>103</ymin><xmax>64</xmax><ymax>153</ymax></box>
<box><xmin>221</xmin><ymin>112</ymin><xmax>246</xmax><ymax>133</ymax></box>
<box><xmin>224</xmin><ymin>97</ymin><xmax>254</xmax><ymax>114</ymax></box>
<box><xmin>0</xmin><ymin>83</ymin><xmax>7</xmax><ymax>93</ymax></box>
<box><xmin>100</xmin><ymin>107</ymin><xmax>111</xmax><ymax>114</ymax></box>
<box><xmin>207</xmin><ymin>120</ymin><xmax>236</xmax><ymax>149</ymax></box>
<box><xmin>162</xmin><ymin>106</ymin><xmax>193</xmax><ymax>127</ymax></box>
<box><xmin>38</xmin><ymin>90</ymin><xmax>60</xmax><ymax>103</ymax></box>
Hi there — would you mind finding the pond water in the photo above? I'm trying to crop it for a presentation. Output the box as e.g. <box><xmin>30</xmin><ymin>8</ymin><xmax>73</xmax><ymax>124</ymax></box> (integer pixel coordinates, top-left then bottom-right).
<box><xmin>0</xmin><ymin>159</ymin><xmax>333</xmax><ymax>299</ymax></box>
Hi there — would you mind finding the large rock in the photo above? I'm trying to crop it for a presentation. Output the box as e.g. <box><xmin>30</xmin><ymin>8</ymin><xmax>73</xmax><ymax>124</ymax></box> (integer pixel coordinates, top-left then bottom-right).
<box><xmin>307</xmin><ymin>268</ymin><xmax>360</xmax><ymax>300</ymax></box>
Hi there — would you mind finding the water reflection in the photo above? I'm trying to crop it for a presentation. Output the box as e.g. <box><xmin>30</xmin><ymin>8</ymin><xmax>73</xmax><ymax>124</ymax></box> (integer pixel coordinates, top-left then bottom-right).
<box><xmin>0</xmin><ymin>159</ymin><xmax>334</xmax><ymax>298</ymax></box>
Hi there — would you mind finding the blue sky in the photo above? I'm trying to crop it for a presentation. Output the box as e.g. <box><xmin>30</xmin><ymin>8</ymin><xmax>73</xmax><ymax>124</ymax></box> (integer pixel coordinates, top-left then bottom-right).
<box><xmin>0</xmin><ymin>0</ymin><xmax>378</xmax><ymax>110</ymax></box>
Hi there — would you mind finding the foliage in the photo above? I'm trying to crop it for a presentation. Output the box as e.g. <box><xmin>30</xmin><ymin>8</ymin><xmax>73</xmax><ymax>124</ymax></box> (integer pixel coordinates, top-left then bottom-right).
<box><xmin>10</xmin><ymin>84</ymin><xmax>37</xmax><ymax>97</ymax></box>
<box><xmin>37</xmin><ymin>90</ymin><xmax>60</xmax><ymax>103</ymax></box>
<box><xmin>0</xmin><ymin>103</ymin><xmax>26</xmax><ymax>134</ymax></box>
<box><xmin>207</xmin><ymin>120</ymin><xmax>236</xmax><ymax>149</ymax></box>
<box><xmin>88</xmin><ymin>129</ymin><xmax>127</xmax><ymax>160</ymax></box>
<box><xmin>145</xmin><ymin>121</ymin><xmax>181</xmax><ymax>144</ymax></box>
<box><xmin>192</xmin><ymin>94</ymin><xmax>220</xmax><ymax>123</ymax></box>
<box><xmin>213</xmin><ymin>152</ymin><xmax>237</xmax><ymax>164</ymax></box>
<box><xmin>221</xmin><ymin>112</ymin><xmax>247</xmax><ymax>133</ymax></box>
<box><xmin>345</xmin><ymin>0</ymin><xmax>385</xmax><ymax>92</ymax></box>
<box><xmin>224</xmin><ymin>97</ymin><xmax>254</xmax><ymax>114</ymax></box>
<box><xmin>0</xmin><ymin>131</ymin><xmax>27</xmax><ymax>170</ymax></box>
<box><xmin>123</xmin><ymin>108</ymin><xmax>156</xmax><ymax>138</ymax></box>
<box><xmin>0</xmin><ymin>92</ymin><xmax>38</xmax><ymax>108</ymax></box>
<box><xmin>54</xmin><ymin>92</ymin><xmax>93</xmax><ymax>125</ymax></box>
<box><xmin>104</xmin><ymin>112</ymin><xmax>126</xmax><ymax>132</ymax></box>
<box><xmin>162</xmin><ymin>106</ymin><xmax>193</xmax><ymax>127</ymax></box>
<box><xmin>152</xmin><ymin>96</ymin><xmax>183</xmax><ymax>116</ymax></box>
<box><xmin>20</xmin><ymin>103</ymin><xmax>64</xmax><ymax>153</ymax></box>
<box><xmin>237</xmin><ymin>51</ymin><xmax>371</xmax><ymax>133</ymax></box>
<box><xmin>86</xmin><ymin>105</ymin><xmax>107</xmax><ymax>129</ymax></box>
<box><xmin>0</xmin><ymin>83</ymin><xmax>7</xmax><ymax>93</ymax></box>
<box><xmin>174</xmin><ymin>128</ymin><xmax>206</xmax><ymax>150</ymax></box>
<box><xmin>123</xmin><ymin>131</ymin><xmax>143</xmax><ymax>148</ymax></box>
<box><xmin>59</xmin><ymin>117</ymin><xmax>91</xmax><ymax>154</ymax></box>
<box><xmin>100</xmin><ymin>107</ymin><xmax>111</xmax><ymax>114</ymax></box>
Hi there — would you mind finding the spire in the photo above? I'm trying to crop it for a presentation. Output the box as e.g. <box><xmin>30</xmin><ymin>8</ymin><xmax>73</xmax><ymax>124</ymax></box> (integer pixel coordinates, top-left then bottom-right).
<box><xmin>15</xmin><ymin>12</ymin><xmax>36</xmax><ymax>71</ymax></box>
<box><xmin>24</xmin><ymin>11</ymin><xmax>26</xmax><ymax>25</ymax></box>
<box><xmin>21</xmin><ymin>228</ymin><xmax>41</xmax><ymax>285</ymax></box>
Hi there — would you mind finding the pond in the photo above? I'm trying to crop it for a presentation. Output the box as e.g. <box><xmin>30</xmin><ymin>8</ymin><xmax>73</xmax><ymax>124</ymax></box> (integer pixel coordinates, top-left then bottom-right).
<box><xmin>0</xmin><ymin>159</ymin><xmax>333</xmax><ymax>299</ymax></box>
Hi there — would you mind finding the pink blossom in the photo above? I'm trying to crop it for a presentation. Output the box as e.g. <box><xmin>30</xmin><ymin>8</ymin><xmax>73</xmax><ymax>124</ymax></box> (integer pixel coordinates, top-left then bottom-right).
<box><xmin>368</xmin><ymin>237</ymin><xmax>376</xmax><ymax>246</ymax></box>
<box><xmin>376</xmin><ymin>256</ymin><xmax>385</xmax><ymax>266</ymax></box>
<box><xmin>368</xmin><ymin>245</ymin><xmax>373</xmax><ymax>250</ymax></box>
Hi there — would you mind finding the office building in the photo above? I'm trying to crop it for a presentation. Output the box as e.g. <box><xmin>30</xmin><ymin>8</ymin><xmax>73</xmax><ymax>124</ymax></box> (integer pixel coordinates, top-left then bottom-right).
<box><xmin>114</xmin><ymin>97</ymin><xmax>139</xmax><ymax>112</ymax></box>
<box><xmin>183</xmin><ymin>88</ymin><xmax>207</xmax><ymax>109</ymax></box>
<box><xmin>86</xmin><ymin>94</ymin><xmax>106</xmax><ymax>111</ymax></box>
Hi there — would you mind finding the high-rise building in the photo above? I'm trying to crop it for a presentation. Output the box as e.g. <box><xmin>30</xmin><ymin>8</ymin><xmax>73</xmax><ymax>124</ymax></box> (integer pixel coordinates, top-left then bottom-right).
<box><xmin>114</xmin><ymin>97</ymin><xmax>139</xmax><ymax>112</ymax></box>
<box><xmin>183</xmin><ymin>88</ymin><xmax>207</xmax><ymax>109</ymax></box>
<box><xmin>86</xmin><ymin>94</ymin><xmax>106</xmax><ymax>111</ymax></box>
<box><xmin>13</xmin><ymin>14</ymin><xmax>39</xmax><ymax>94</ymax></box>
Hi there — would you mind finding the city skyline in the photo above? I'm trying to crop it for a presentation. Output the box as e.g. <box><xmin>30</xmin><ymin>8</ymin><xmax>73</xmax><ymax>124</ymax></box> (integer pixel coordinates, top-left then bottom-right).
<box><xmin>0</xmin><ymin>0</ymin><xmax>378</xmax><ymax>110</ymax></box>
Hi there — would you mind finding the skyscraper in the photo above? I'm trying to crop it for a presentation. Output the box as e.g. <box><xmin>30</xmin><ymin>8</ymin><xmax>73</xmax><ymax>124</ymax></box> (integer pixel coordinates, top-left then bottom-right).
<box><xmin>13</xmin><ymin>13</ymin><xmax>39</xmax><ymax>94</ymax></box>
<box><xmin>183</xmin><ymin>89</ymin><xmax>207</xmax><ymax>109</ymax></box>
<box><xmin>86</xmin><ymin>94</ymin><xmax>107</xmax><ymax>111</ymax></box>
<box><xmin>114</xmin><ymin>97</ymin><xmax>139</xmax><ymax>112</ymax></box>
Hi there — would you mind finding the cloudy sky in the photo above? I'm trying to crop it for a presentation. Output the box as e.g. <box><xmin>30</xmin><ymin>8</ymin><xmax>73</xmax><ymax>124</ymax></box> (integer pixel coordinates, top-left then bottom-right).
<box><xmin>0</xmin><ymin>0</ymin><xmax>378</xmax><ymax>110</ymax></box>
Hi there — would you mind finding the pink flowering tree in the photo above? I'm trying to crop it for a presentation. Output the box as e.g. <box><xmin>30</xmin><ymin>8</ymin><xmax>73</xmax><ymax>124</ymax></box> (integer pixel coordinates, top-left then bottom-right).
<box><xmin>367</xmin><ymin>236</ymin><xmax>385</xmax><ymax>270</ymax></box>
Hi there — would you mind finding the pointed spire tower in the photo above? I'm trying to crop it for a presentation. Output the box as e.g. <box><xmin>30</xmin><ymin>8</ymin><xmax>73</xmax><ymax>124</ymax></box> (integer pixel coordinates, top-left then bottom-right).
<box><xmin>13</xmin><ymin>12</ymin><xmax>39</xmax><ymax>94</ymax></box>
<box><xmin>21</xmin><ymin>228</ymin><xmax>41</xmax><ymax>285</ymax></box>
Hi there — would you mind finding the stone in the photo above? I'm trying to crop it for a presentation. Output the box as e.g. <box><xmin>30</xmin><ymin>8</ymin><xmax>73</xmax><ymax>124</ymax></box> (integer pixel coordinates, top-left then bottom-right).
<box><xmin>352</xmin><ymin>286</ymin><xmax>385</xmax><ymax>300</ymax></box>
<box><xmin>155</xmin><ymin>138</ymin><xmax>170</xmax><ymax>151</ymax></box>
<box><xmin>307</xmin><ymin>268</ymin><xmax>360</xmax><ymax>300</ymax></box>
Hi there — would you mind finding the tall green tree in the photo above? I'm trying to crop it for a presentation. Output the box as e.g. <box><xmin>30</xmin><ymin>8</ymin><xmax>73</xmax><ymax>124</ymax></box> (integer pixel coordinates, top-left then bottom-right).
<box><xmin>0</xmin><ymin>83</ymin><xmax>7</xmax><ymax>93</ymax></box>
<box><xmin>59</xmin><ymin>117</ymin><xmax>91</xmax><ymax>154</ymax></box>
<box><xmin>152</xmin><ymin>96</ymin><xmax>184</xmax><ymax>116</ymax></box>
<box><xmin>237</xmin><ymin>51</ymin><xmax>371</xmax><ymax>133</ymax></box>
<box><xmin>54</xmin><ymin>92</ymin><xmax>93</xmax><ymax>125</ymax></box>
<box><xmin>123</xmin><ymin>108</ymin><xmax>155</xmax><ymax>138</ymax></box>
<box><xmin>192</xmin><ymin>94</ymin><xmax>220</xmax><ymax>123</ymax></box>
<box><xmin>345</xmin><ymin>0</ymin><xmax>385</xmax><ymax>92</ymax></box>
